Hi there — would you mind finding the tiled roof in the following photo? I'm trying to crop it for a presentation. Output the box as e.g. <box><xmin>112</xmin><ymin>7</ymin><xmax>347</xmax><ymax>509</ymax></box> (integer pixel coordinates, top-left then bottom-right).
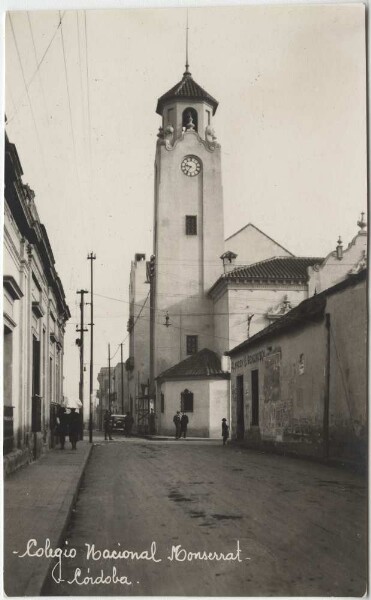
<box><xmin>225</xmin><ymin>256</ymin><xmax>323</xmax><ymax>283</ymax></box>
<box><xmin>156</xmin><ymin>348</ymin><xmax>229</xmax><ymax>381</ymax></box>
<box><xmin>156</xmin><ymin>71</ymin><xmax>218</xmax><ymax>116</ymax></box>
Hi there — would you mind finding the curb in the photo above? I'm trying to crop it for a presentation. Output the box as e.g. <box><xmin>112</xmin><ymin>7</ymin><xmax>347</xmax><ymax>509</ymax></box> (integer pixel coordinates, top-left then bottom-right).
<box><xmin>25</xmin><ymin>443</ymin><xmax>94</xmax><ymax>597</ymax></box>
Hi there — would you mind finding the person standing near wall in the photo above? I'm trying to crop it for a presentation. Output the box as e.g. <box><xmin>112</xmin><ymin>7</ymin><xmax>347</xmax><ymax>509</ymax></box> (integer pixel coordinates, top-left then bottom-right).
<box><xmin>222</xmin><ymin>418</ymin><xmax>229</xmax><ymax>446</ymax></box>
<box><xmin>180</xmin><ymin>413</ymin><xmax>189</xmax><ymax>439</ymax></box>
<box><xmin>173</xmin><ymin>411</ymin><xmax>181</xmax><ymax>439</ymax></box>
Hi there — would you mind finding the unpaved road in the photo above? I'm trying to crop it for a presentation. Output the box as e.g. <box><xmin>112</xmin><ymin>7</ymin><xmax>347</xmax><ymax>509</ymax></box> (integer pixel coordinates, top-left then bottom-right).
<box><xmin>42</xmin><ymin>438</ymin><xmax>367</xmax><ymax>596</ymax></box>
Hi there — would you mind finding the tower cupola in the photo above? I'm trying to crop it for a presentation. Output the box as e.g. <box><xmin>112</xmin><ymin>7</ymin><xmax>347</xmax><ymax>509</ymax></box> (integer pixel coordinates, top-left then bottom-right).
<box><xmin>156</xmin><ymin>69</ymin><xmax>218</xmax><ymax>140</ymax></box>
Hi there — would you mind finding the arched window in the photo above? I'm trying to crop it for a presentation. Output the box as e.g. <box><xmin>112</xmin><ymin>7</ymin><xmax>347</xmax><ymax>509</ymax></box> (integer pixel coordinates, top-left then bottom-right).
<box><xmin>182</xmin><ymin>107</ymin><xmax>198</xmax><ymax>132</ymax></box>
<box><xmin>181</xmin><ymin>389</ymin><xmax>194</xmax><ymax>413</ymax></box>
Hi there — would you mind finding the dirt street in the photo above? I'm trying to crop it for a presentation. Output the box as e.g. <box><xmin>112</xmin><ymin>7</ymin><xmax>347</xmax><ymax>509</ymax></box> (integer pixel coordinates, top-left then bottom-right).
<box><xmin>42</xmin><ymin>438</ymin><xmax>367</xmax><ymax>596</ymax></box>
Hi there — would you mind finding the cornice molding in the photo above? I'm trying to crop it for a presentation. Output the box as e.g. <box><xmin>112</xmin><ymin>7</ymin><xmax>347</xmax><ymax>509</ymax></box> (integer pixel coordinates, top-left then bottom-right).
<box><xmin>3</xmin><ymin>275</ymin><xmax>23</xmax><ymax>300</ymax></box>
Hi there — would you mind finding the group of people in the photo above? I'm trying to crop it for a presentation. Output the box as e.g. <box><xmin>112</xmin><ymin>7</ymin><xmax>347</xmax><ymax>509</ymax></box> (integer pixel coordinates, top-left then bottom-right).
<box><xmin>55</xmin><ymin>406</ymin><xmax>81</xmax><ymax>450</ymax></box>
<box><xmin>173</xmin><ymin>411</ymin><xmax>230</xmax><ymax>445</ymax></box>
<box><xmin>172</xmin><ymin>411</ymin><xmax>189</xmax><ymax>439</ymax></box>
<box><xmin>103</xmin><ymin>410</ymin><xmax>134</xmax><ymax>440</ymax></box>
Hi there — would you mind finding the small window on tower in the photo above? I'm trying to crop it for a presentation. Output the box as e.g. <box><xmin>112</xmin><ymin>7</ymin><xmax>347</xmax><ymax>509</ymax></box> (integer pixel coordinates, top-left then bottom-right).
<box><xmin>186</xmin><ymin>216</ymin><xmax>197</xmax><ymax>236</ymax></box>
<box><xmin>206</xmin><ymin>109</ymin><xmax>211</xmax><ymax>125</ymax></box>
<box><xmin>186</xmin><ymin>335</ymin><xmax>198</xmax><ymax>355</ymax></box>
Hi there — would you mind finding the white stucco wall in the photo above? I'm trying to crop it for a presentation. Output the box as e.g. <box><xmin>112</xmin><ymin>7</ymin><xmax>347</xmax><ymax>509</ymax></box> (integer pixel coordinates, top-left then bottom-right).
<box><xmin>212</xmin><ymin>284</ymin><xmax>309</xmax><ymax>354</ymax></box>
<box><xmin>154</xmin><ymin>126</ymin><xmax>225</xmax><ymax>377</ymax></box>
<box><xmin>225</xmin><ymin>223</ymin><xmax>292</xmax><ymax>267</ymax></box>
<box><xmin>209</xmin><ymin>379</ymin><xmax>230</xmax><ymax>438</ymax></box>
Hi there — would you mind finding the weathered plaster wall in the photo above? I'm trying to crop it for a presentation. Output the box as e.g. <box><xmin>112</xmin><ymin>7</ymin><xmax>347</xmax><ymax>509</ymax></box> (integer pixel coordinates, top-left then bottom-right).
<box><xmin>229</xmin><ymin>276</ymin><xmax>367</xmax><ymax>461</ymax></box>
<box><xmin>227</xmin><ymin>285</ymin><xmax>308</xmax><ymax>347</ymax></box>
<box><xmin>326</xmin><ymin>278</ymin><xmax>367</xmax><ymax>459</ymax></box>
<box><xmin>230</xmin><ymin>321</ymin><xmax>327</xmax><ymax>456</ymax></box>
<box><xmin>209</xmin><ymin>379</ymin><xmax>230</xmax><ymax>438</ymax></box>
<box><xmin>159</xmin><ymin>379</ymin><xmax>210</xmax><ymax>437</ymax></box>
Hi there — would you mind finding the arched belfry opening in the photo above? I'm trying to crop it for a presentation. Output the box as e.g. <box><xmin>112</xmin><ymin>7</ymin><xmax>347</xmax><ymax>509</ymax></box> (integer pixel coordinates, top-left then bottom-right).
<box><xmin>182</xmin><ymin>107</ymin><xmax>198</xmax><ymax>132</ymax></box>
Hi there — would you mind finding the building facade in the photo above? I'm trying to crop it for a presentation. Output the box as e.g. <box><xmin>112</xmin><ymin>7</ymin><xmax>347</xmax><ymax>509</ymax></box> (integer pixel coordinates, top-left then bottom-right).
<box><xmin>127</xmin><ymin>252</ymin><xmax>150</xmax><ymax>430</ymax></box>
<box><xmin>4</xmin><ymin>134</ymin><xmax>70</xmax><ymax>474</ymax></box>
<box><xmin>227</xmin><ymin>268</ymin><xmax>367</xmax><ymax>462</ymax></box>
<box><xmin>209</xmin><ymin>256</ymin><xmax>323</xmax><ymax>356</ymax></box>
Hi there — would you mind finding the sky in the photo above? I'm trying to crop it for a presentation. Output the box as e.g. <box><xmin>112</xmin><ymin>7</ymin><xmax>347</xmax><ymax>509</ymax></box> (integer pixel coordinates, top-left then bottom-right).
<box><xmin>2</xmin><ymin>2</ymin><xmax>367</xmax><ymax>400</ymax></box>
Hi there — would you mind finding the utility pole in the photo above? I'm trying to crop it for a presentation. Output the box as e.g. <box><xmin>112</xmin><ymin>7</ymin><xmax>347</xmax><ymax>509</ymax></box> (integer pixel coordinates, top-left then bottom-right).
<box><xmin>87</xmin><ymin>252</ymin><xmax>96</xmax><ymax>443</ymax></box>
<box><xmin>120</xmin><ymin>343</ymin><xmax>124</xmax><ymax>414</ymax></box>
<box><xmin>108</xmin><ymin>343</ymin><xmax>111</xmax><ymax>413</ymax></box>
<box><xmin>76</xmin><ymin>289</ymin><xmax>88</xmax><ymax>439</ymax></box>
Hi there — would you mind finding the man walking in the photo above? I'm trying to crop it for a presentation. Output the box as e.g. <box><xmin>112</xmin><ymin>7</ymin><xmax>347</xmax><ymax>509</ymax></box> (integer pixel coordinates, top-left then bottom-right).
<box><xmin>69</xmin><ymin>408</ymin><xmax>80</xmax><ymax>450</ymax></box>
<box><xmin>180</xmin><ymin>412</ymin><xmax>189</xmax><ymax>439</ymax></box>
<box><xmin>104</xmin><ymin>409</ymin><xmax>113</xmax><ymax>441</ymax></box>
<box><xmin>173</xmin><ymin>411</ymin><xmax>181</xmax><ymax>439</ymax></box>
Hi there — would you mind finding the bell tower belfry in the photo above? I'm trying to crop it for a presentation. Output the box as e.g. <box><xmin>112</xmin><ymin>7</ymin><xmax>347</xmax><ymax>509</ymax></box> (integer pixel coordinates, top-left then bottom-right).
<box><xmin>152</xmin><ymin>61</ymin><xmax>225</xmax><ymax>384</ymax></box>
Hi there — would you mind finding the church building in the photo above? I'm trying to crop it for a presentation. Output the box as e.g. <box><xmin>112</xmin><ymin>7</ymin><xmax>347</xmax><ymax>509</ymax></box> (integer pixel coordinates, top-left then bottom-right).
<box><xmin>127</xmin><ymin>59</ymin><xmax>351</xmax><ymax>438</ymax></box>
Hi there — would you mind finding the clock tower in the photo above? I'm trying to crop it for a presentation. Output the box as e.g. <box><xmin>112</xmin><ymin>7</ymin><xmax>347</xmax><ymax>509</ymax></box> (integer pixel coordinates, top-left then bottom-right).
<box><xmin>152</xmin><ymin>64</ymin><xmax>225</xmax><ymax>388</ymax></box>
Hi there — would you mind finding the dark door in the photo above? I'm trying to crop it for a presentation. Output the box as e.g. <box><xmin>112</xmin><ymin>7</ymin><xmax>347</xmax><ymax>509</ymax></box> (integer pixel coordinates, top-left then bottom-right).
<box><xmin>251</xmin><ymin>369</ymin><xmax>259</xmax><ymax>426</ymax></box>
<box><xmin>236</xmin><ymin>375</ymin><xmax>245</xmax><ymax>440</ymax></box>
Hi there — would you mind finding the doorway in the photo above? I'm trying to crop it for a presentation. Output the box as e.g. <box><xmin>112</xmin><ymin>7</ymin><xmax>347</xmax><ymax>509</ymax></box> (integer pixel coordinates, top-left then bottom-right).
<box><xmin>236</xmin><ymin>375</ymin><xmax>245</xmax><ymax>440</ymax></box>
<box><xmin>251</xmin><ymin>370</ymin><xmax>259</xmax><ymax>426</ymax></box>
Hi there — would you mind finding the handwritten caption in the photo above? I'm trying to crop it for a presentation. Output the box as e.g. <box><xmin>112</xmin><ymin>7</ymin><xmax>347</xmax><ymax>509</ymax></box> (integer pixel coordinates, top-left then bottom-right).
<box><xmin>14</xmin><ymin>538</ymin><xmax>250</xmax><ymax>586</ymax></box>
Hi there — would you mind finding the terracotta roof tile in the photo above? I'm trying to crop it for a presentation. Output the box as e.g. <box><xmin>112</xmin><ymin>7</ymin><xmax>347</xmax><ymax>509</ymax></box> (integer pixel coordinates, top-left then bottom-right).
<box><xmin>156</xmin><ymin>72</ymin><xmax>218</xmax><ymax>115</ymax></box>
<box><xmin>226</xmin><ymin>256</ymin><xmax>323</xmax><ymax>283</ymax></box>
<box><xmin>156</xmin><ymin>348</ymin><xmax>229</xmax><ymax>380</ymax></box>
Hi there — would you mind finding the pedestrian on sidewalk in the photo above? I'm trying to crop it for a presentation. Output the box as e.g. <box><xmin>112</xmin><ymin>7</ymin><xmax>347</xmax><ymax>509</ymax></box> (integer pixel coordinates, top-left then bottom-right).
<box><xmin>173</xmin><ymin>411</ymin><xmax>181</xmax><ymax>439</ymax></box>
<box><xmin>56</xmin><ymin>406</ymin><xmax>69</xmax><ymax>450</ymax></box>
<box><xmin>104</xmin><ymin>410</ymin><xmax>113</xmax><ymax>440</ymax></box>
<box><xmin>148</xmin><ymin>408</ymin><xmax>156</xmax><ymax>435</ymax></box>
<box><xmin>125</xmin><ymin>412</ymin><xmax>134</xmax><ymax>437</ymax></box>
<box><xmin>69</xmin><ymin>408</ymin><xmax>80</xmax><ymax>450</ymax></box>
<box><xmin>222</xmin><ymin>418</ymin><xmax>229</xmax><ymax>446</ymax></box>
<box><xmin>180</xmin><ymin>413</ymin><xmax>189</xmax><ymax>439</ymax></box>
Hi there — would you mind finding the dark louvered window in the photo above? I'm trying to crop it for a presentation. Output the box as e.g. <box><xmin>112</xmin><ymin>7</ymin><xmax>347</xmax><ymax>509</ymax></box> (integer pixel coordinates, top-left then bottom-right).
<box><xmin>186</xmin><ymin>335</ymin><xmax>198</xmax><ymax>355</ymax></box>
<box><xmin>186</xmin><ymin>216</ymin><xmax>197</xmax><ymax>236</ymax></box>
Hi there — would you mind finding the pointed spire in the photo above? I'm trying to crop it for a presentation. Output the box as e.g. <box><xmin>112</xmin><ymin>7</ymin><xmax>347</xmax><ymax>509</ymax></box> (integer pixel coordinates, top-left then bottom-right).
<box><xmin>184</xmin><ymin>9</ymin><xmax>191</xmax><ymax>77</ymax></box>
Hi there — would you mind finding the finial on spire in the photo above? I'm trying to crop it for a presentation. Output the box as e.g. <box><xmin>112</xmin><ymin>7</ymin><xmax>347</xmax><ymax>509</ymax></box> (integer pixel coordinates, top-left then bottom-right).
<box><xmin>184</xmin><ymin>9</ymin><xmax>191</xmax><ymax>77</ymax></box>
<box><xmin>357</xmin><ymin>211</ymin><xmax>367</xmax><ymax>233</ymax></box>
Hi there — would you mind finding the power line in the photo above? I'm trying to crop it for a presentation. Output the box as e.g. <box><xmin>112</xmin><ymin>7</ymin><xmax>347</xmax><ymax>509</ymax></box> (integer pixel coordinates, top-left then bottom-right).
<box><xmin>27</xmin><ymin>12</ymin><xmax>50</xmax><ymax>129</ymax></box>
<box><xmin>59</xmin><ymin>10</ymin><xmax>81</xmax><ymax>193</ymax></box>
<box><xmin>8</xmin><ymin>13</ymin><xmax>53</xmax><ymax>197</ymax></box>
<box><xmin>84</xmin><ymin>10</ymin><xmax>92</xmax><ymax>176</ymax></box>
<box><xmin>76</xmin><ymin>11</ymin><xmax>86</xmax><ymax>152</ymax></box>
<box><xmin>7</xmin><ymin>11</ymin><xmax>66</xmax><ymax>124</ymax></box>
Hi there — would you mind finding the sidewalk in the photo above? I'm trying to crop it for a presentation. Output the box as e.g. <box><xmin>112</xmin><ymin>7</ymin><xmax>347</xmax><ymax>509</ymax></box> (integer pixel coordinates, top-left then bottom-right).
<box><xmin>4</xmin><ymin>440</ymin><xmax>92</xmax><ymax>597</ymax></box>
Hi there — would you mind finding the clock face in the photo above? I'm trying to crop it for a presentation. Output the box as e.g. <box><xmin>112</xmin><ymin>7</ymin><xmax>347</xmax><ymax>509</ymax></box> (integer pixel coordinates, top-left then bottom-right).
<box><xmin>181</xmin><ymin>156</ymin><xmax>202</xmax><ymax>177</ymax></box>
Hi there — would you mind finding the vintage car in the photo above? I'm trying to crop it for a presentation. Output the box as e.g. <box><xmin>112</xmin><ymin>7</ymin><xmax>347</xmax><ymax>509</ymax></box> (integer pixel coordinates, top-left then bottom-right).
<box><xmin>110</xmin><ymin>414</ymin><xmax>126</xmax><ymax>434</ymax></box>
